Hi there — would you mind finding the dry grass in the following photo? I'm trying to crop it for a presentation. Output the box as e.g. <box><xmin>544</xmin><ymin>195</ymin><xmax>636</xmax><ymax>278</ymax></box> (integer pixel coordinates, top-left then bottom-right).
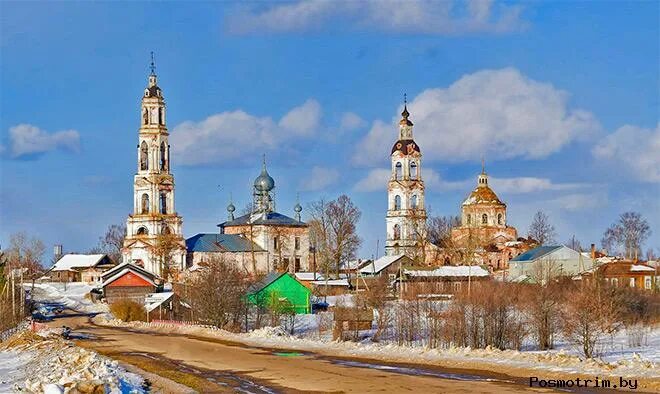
<box><xmin>109</xmin><ymin>299</ymin><xmax>147</xmax><ymax>322</ymax></box>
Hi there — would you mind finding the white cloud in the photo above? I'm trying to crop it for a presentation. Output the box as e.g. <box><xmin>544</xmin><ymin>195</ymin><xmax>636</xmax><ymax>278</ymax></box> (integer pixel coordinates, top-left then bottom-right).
<box><xmin>299</xmin><ymin>166</ymin><xmax>340</xmax><ymax>191</ymax></box>
<box><xmin>170</xmin><ymin>100</ymin><xmax>321</xmax><ymax>166</ymax></box>
<box><xmin>354</xmin><ymin>68</ymin><xmax>600</xmax><ymax>166</ymax></box>
<box><xmin>592</xmin><ymin>123</ymin><xmax>660</xmax><ymax>183</ymax></box>
<box><xmin>489</xmin><ymin>177</ymin><xmax>585</xmax><ymax>194</ymax></box>
<box><xmin>340</xmin><ymin>112</ymin><xmax>366</xmax><ymax>131</ymax></box>
<box><xmin>7</xmin><ymin>124</ymin><xmax>80</xmax><ymax>158</ymax></box>
<box><xmin>227</xmin><ymin>0</ymin><xmax>526</xmax><ymax>35</ymax></box>
<box><xmin>278</xmin><ymin>99</ymin><xmax>321</xmax><ymax>136</ymax></box>
<box><xmin>550</xmin><ymin>192</ymin><xmax>608</xmax><ymax>212</ymax></box>
<box><xmin>354</xmin><ymin>168</ymin><xmax>391</xmax><ymax>192</ymax></box>
<box><xmin>354</xmin><ymin>167</ymin><xmax>467</xmax><ymax>192</ymax></box>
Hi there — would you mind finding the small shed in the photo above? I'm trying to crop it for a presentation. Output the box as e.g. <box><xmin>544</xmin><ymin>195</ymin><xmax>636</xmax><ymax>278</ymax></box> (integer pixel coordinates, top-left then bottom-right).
<box><xmin>247</xmin><ymin>272</ymin><xmax>311</xmax><ymax>314</ymax></box>
<box><xmin>101</xmin><ymin>263</ymin><xmax>160</xmax><ymax>304</ymax></box>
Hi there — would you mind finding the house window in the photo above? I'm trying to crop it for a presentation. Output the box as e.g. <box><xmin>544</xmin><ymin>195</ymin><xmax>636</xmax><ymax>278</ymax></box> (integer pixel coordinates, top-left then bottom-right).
<box><xmin>394</xmin><ymin>195</ymin><xmax>401</xmax><ymax>210</ymax></box>
<box><xmin>611</xmin><ymin>278</ymin><xmax>618</xmax><ymax>286</ymax></box>
<box><xmin>411</xmin><ymin>195</ymin><xmax>418</xmax><ymax>209</ymax></box>
<box><xmin>467</xmin><ymin>214</ymin><xmax>471</xmax><ymax>224</ymax></box>
<box><xmin>629</xmin><ymin>277</ymin><xmax>635</xmax><ymax>287</ymax></box>
<box><xmin>482</xmin><ymin>213</ymin><xmax>488</xmax><ymax>224</ymax></box>
<box><xmin>410</xmin><ymin>162</ymin><xmax>418</xmax><ymax>179</ymax></box>
<box><xmin>395</xmin><ymin>162</ymin><xmax>402</xmax><ymax>180</ymax></box>
<box><xmin>388</xmin><ymin>273</ymin><xmax>396</xmax><ymax>282</ymax></box>
<box><xmin>295</xmin><ymin>237</ymin><xmax>300</xmax><ymax>250</ymax></box>
<box><xmin>645</xmin><ymin>276</ymin><xmax>652</xmax><ymax>290</ymax></box>
<box><xmin>283</xmin><ymin>258</ymin><xmax>290</xmax><ymax>271</ymax></box>
<box><xmin>295</xmin><ymin>258</ymin><xmax>301</xmax><ymax>272</ymax></box>
<box><xmin>497</xmin><ymin>213</ymin><xmax>503</xmax><ymax>225</ymax></box>
<box><xmin>453</xmin><ymin>282</ymin><xmax>461</xmax><ymax>291</ymax></box>
<box><xmin>273</xmin><ymin>236</ymin><xmax>278</xmax><ymax>250</ymax></box>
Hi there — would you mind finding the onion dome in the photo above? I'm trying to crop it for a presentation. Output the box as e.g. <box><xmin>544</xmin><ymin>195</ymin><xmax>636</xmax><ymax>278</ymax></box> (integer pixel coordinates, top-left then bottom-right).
<box><xmin>227</xmin><ymin>202</ymin><xmax>236</xmax><ymax>213</ymax></box>
<box><xmin>254</xmin><ymin>157</ymin><xmax>275</xmax><ymax>192</ymax></box>
<box><xmin>399</xmin><ymin>104</ymin><xmax>413</xmax><ymax>126</ymax></box>
<box><xmin>462</xmin><ymin>166</ymin><xmax>504</xmax><ymax>206</ymax></box>
<box><xmin>294</xmin><ymin>202</ymin><xmax>302</xmax><ymax>213</ymax></box>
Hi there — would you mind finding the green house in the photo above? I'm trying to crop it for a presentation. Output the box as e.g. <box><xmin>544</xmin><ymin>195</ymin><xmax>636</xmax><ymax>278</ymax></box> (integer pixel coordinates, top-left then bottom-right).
<box><xmin>247</xmin><ymin>272</ymin><xmax>311</xmax><ymax>314</ymax></box>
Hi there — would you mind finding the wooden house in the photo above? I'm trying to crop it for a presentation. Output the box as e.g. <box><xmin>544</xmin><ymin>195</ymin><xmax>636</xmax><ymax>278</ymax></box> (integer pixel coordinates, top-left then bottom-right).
<box><xmin>582</xmin><ymin>261</ymin><xmax>657</xmax><ymax>291</ymax></box>
<box><xmin>101</xmin><ymin>262</ymin><xmax>160</xmax><ymax>304</ymax></box>
<box><xmin>247</xmin><ymin>272</ymin><xmax>311</xmax><ymax>314</ymax></box>
<box><xmin>49</xmin><ymin>254</ymin><xmax>116</xmax><ymax>284</ymax></box>
<box><xmin>397</xmin><ymin>266</ymin><xmax>490</xmax><ymax>298</ymax></box>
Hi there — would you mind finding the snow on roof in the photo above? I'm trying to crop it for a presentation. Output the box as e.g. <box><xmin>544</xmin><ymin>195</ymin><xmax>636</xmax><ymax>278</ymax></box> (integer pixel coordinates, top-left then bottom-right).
<box><xmin>631</xmin><ymin>265</ymin><xmax>655</xmax><ymax>272</ymax></box>
<box><xmin>359</xmin><ymin>254</ymin><xmax>405</xmax><ymax>275</ymax></box>
<box><xmin>404</xmin><ymin>266</ymin><xmax>490</xmax><ymax>278</ymax></box>
<box><xmin>145</xmin><ymin>292</ymin><xmax>174</xmax><ymax>312</ymax></box>
<box><xmin>311</xmin><ymin>279</ymin><xmax>350</xmax><ymax>286</ymax></box>
<box><xmin>295</xmin><ymin>272</ymin><xmax>347</xmax><ymax>281</ymax></box>
<box><xmin>51</xmin><ymin>254</ymin><xmax>107</xmax><ymax>271</ymax></box>
<box><xmin>101</xmin><ymin>268</ymin><xmax>156</xmax><ymax>288</ymax></box>
<box><xmin>504</xmin><ymin>241</ymin><xmax>522</xmax><ymax>247</ymax></box>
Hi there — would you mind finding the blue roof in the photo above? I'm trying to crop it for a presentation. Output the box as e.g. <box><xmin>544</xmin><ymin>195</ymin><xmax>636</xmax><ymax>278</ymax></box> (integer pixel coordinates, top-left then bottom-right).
<box><xmin>510</xmin><ymin>245</ymin><xmax>563</xmax><ymax>262</ymax></box>
<box><xmin>186</xmin><ymin>233</ymin><xmax>265</xmax><ymax>253</ymax></box>
<box><xmin>220</xmin><ymin>212</ymin><xmax>307</xmax><ymax>228</ymax></box>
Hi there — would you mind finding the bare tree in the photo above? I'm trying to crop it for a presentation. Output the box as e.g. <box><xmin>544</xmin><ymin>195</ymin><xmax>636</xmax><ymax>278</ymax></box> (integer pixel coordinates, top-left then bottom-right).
<box><xmin>601</xmin><ymin>212</ymin><xmax>651</xmax><ymax>259</ymax></box>
<box><xmin>308</xmin><ymin>195</ymin><xmax>362</xmax><ymax>278</ymax></box>
<box><xmin>428</xmin><ymin>215</ymin><xmax>460</xmax><ymax>247</ymax></box>
<box><xmin>150</xmin><ymin>233</ymin><xmax>183</xmax><ymax>281</ymax></box>
<box><xmin>528</xmin><ymin>211</ymin><xmax>557</xmax><ymax>245</ymax></box>
<box><xmin>181</xmin><ymin>256</ymin><xmax>249</xmax><ymax>330</ymax></box>
<box><xmin>522</xmin><ymin>280</ymin><xmax>563</xmax><ymax>350</ymax></box>
<box><xmin>92</xmin><ymin>224</ymin><xmax>126</xmax><ymax>263</ymax></box>
<box><xmin>565</xmin><ymin>235</ymin><xmax>582</xmax><ymax>252</ymax></box>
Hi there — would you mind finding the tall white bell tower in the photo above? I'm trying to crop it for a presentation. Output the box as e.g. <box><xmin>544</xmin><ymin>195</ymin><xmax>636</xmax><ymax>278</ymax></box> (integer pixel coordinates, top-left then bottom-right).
<box><xmin>122</xmin><ymin>55</ymin><xmax>186</xmax><ymax>277</ymax></box>
<box><xmin>384</xmin><ymin>100</ymin><xmax>426</xmax><ymax>260</ymax></box>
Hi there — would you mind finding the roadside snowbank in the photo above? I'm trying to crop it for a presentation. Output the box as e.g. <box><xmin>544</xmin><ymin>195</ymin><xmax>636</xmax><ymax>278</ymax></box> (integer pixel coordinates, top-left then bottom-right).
<box><xmin>28</xmin><ymin>282</ymin><xmax>107</xmax><ymax>314</ymax></box>
<box><xmin>0</xmin><ymin>330</ymin><xmax>144</xmax><ymax>393</ymax></box>
<box><xmin>97</xmin><ymin>316</ymin><xmax>659</xmax><ymax>382</ymax></box>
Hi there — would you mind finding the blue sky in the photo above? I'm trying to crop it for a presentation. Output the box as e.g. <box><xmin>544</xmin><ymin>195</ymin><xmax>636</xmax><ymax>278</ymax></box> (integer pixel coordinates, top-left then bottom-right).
<box><xmin>1</xmin><ymin>1</ymin><xmax>658</xmax><ymax>262</ymax></box>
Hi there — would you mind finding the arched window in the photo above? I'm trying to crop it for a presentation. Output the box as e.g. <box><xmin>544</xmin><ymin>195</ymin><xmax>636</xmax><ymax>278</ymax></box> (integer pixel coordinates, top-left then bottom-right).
<box><xmin>467</xmin><ymin>214</ymin><xmax>471</xmax><ymax>224</ymax></box>
<box><xmin>411</xmin><ymin>194</ymin><xmax>418</xmax><ymax>209</ymax></box>
<box><xmin>410</xmin><ymin>162</ymin><xmax>418</xmax><ymax>179</ymax></box>
<box><xmin>394</xmin><ymin>195</ymin><xmax>401</xmax><ymax>210</ymax></box>
<box><xmin>395</xmin><ymin>162</ymin><xmax>402</xmax><ymax>180</ymax></box>
<box><xmin>142</xmin><ymin>108</ymin><xmax>148</xmax><ymax>125</ymax></box>
<box><xmin>140</xmin><ymin>141</ymin><xmax>148</xmax><ymax>171</ymax></box>
<box><xmin>482</xmin><ymin>213</ymin><xmax>488</xmax><ymax>225</ymax></box>
<box><xmin>160</xmin><ymin>142</ymin><xmax>167</xmax><ymax>170</ymax></box>
<box><xmin>141</xmin><ymin>193</ymin><xmax>149</xmax><ymax>214</ymax></box>
<box><xmin>160</xmin><ymin>192</ymin><xmax>167</xmax><ymax>214</ymax></box>
<box><xmin>393</xmin><ymin>224</ymin><xmax>401</xmax><ymax>240</ymax></box>
<box><xmin>158</xmin><ymin>107</ymin><xmax>164</xmax><ymax>125</ymax></box>
<box><xmin>497</xmin><ymin>213</ymin><xmax>503</xmax><ymax>225</ymax></box>
<box><xmin>136</xmin><ymin>227</ymin><xmax>148</xmax><ymax>235</ymax></box>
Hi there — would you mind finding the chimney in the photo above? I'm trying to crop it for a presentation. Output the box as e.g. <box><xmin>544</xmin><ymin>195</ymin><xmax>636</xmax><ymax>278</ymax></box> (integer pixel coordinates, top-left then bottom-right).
<box><xmin>590</xmin><ymin>244</ymin><xmax>596</xmax><ymax>260</ymax></box>
<box><xmin>54</xmin><ymin>244</ymin><xmax>63</xmax><ymax>262</ymax></box>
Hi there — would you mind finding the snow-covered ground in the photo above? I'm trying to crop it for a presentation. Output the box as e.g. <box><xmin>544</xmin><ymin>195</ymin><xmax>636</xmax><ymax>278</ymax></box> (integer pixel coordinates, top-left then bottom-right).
<box><xmin>28</xmin><ymin>282</ymin><xmax>107</xmax><ymax>314</ymax></box>
<box><xmin>97</xmin><ymin>315</ymin><xmax>659</xmax><ymax>381</ymax></box>
<box><xmin>0</xmin><ymin>329</ymin><xmax>144</xmax><ymax>393</ymax></box>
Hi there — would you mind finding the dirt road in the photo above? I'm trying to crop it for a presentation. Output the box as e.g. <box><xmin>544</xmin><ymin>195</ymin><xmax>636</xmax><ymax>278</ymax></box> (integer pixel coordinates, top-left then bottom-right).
<box><xmin>54</xmin><ymin>316</ymin><xmax>584</xmax><ymax>393</ymax></box>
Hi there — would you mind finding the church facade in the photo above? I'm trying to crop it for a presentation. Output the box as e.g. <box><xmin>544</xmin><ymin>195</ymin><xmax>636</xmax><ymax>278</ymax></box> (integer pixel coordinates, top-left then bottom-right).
<box><xmin>121</xmin><ymin>65</ymin><xmax>186</xmax><ymax>276</ymax></box>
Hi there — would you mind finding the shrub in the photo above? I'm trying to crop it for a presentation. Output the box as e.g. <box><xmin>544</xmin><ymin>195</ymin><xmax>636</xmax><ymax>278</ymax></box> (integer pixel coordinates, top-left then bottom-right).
<box><xmin>110</xmin><ymin>299</ymin><xmax>147</xmax><ymax>322</ymax></box>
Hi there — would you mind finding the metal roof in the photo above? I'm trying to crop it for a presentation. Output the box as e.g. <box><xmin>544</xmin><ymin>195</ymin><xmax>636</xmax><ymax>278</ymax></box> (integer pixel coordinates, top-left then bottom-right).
<box><xmin>186</xmin><ymin>233</ymin><xmax>265</xmax><ymax>253</ymax></box>
<box><xmin>510</xmin><ymin>245</ymin><xmax>563</xmax><ymax>262</ymax></box>
<box><xmin>247</xmin><ymin>271</ymin><xmax>287</xmax><ymax>294</ymax></box>
<box><xmin>220</xmin><ymin>212</ymin><xmax>307</xmax><ymax>228</ymax></box>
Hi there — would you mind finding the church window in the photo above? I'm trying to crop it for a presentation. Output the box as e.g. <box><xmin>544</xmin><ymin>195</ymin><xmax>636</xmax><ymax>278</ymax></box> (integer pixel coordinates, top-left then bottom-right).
<box><xmin>393</xmin><ymin>224</ymin><xmax>401</xmax><ymax>240</ymax></box>
<box><xmin>410</xmin><ymin>162</ymin><xmax>418</xmax><ymax>179</ymax></box>
<box><xmin>411</xmin><ymin>195</ymin><xmax>418</xmax><ymax>209</ymax></box>
<box><xmin>160</xmin><ymin>142</ymin><xmax>167</xmax><ymax>170</ymax></box>
<box><xmin>141</xmin><ymin>193</ymin><xmax>149</xmax><ymax>214</ymax></box>
<box><xmin>482</xmin><ymin>213</ymin><xmax>488</xmax><ymax>224</ymax></box>
<box><xmin>158</xmin><ymin>107</ymin><xmax>164</xmax><ymax>125</ymax></box>
<box><xmin>395</xmin><ymin>162</ymin><xmax>402</xmax><ymax>180</ymax></box>
<box><xmin>467</xmin><ymin>214</ymin><xmax>471</xmax><ymax>224</ymax></box>
<box><xmin>273</xmin><ymin>236</ymin><xmax>278</xmax><ymax>250</ymax></box>
<box><xmin>497</xmin><ymin>213</ymin><xmax>503</xmax><ymax>225</ymax></box>
<box><xmin>160</xmin><ymin>192</ymin><xmax>167</xmax><ymax>214</ymax></box>
<box><xmin>142</xmin><ymin>108</ymin><xmax>148</xmax><ymax>125</ymax></box>
<box><xmin>295</xmin><ymin>237</ymin><xmax>300</xmax><ymax>250</ymax></box>
<box><xmin>161</xmin><ymin>224</ymin><xmax>171</xmax><ymax>235</ymax></box>
<box><xmin>140</xmin><ymin>141</ymin><xmax>148</xmax><ymax>171</ymax></box>
<box><xmin>136</xmin><ymin>227</ymin><xmax>148</xmax><ymax>235</ymax></box>
<box><xmin>394</xmin><ymin>195</ymin><xmax>401</xmax><ymax>210</ymax></box>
